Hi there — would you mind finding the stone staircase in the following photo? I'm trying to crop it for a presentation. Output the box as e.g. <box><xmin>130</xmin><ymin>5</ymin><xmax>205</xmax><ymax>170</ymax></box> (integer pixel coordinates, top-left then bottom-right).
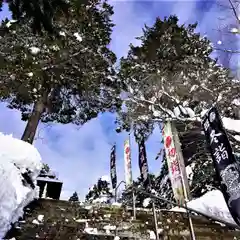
<box><xmin>4</xmin><ymin>199</ymin><xmax>240</xmax><ymax>240</ymax></box>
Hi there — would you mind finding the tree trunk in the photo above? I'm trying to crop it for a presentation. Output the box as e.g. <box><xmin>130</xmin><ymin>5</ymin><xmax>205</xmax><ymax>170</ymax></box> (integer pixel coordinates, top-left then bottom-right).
<box><xmin>21</xmin><ymin>92</ymin><xmax>47</xmax><ymax>144</ymax></box>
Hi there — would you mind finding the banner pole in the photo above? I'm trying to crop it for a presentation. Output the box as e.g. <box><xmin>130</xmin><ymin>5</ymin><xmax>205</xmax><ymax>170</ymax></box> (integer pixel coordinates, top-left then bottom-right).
<box><xmin>128</xmin><ymin>132</ymin><xmax>136</xmax><ymax>219</ymax></box>
<box><xmin>172</xmin><ymin>121</ymin><xmax>196</xmax><ymax>240</ymax></box>
<box><xmin>132</xmin><ymin>190</ymin><xmax>136</xmax><ymax>219</ymax></box>
<box><xmin>148</xmin><ymin>175</ymin><xmax>159</xmax><ymax>240</ymax></box>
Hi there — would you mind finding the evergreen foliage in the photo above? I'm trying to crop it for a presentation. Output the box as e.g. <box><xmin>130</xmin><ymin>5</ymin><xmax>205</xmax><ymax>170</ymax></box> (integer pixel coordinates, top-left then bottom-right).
<box><xmin>85</xmin><ymin>177</ymin><xmax>113</xmax><ymax>203</ymax></box>
<box><xmin>69</xmin><ymin>191</ymin><xmax>79</xmax><ymax>202</ymax></box>
<box><xmin>0</xmin><ymin>0</ymin><xmax>71</xmax><ymax>34</ymax></box>
<box><xmin>0</xmin><ymin>0</ymin><xmax>121</xmax><ymax>143</ymax></box>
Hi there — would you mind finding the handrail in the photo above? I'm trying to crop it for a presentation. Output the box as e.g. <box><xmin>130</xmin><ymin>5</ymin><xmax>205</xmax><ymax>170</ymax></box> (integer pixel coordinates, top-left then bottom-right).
<box><xmin>132</xmin><ymin>186</ymin><xmax>240</xmax><ymax>230</ymax></box>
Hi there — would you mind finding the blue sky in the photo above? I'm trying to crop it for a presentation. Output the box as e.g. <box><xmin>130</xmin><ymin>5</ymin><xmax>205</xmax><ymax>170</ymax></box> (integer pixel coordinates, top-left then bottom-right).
<box><xmin>0</xmin><ymin>0</ymin><xmax>238</xmax><ymax>200</ymax></box>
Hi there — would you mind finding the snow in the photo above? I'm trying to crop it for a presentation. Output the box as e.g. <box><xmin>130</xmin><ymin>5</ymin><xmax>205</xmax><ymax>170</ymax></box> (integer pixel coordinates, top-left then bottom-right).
<box><xmin>222</xmin><ymin>118</ymin><xmax>240</xmax><ymax>134</ymax></box>
<box><xmin>231</xmin><ymin>28</ymin><xmax>239</xmax><ymax>33</ymax></box>
<box><xmin>29</xmin><ymin>47</ymin><xmax>40</xmax><ymax>55</ymax></box>
<box><xmin>142</xmin><ymin>198</ymin><xmax>151</xmax><ymax>207</ymax></box>
<box><xmin>0</xmin><ymin>133</ymin><xmax>42</xmax><ymax>239</ymax></box>
<box><xmin>232</xmin><ymin>98</ymin><xmax>240</xmax><ymax>106</ymax></box>
<box><xmin>92</xmin><ymin>195</ymin><xmax>108</xmax><ymax>203</ymax></box>
<box><xmin>112</xmin><ymin>202</ymin><xmax>122</xmax><ymax>207</ymax></box>
<box><xmin>103</xmin><ymin>225</ymin><xmax>116</xmax><ymax>231</ymax></box>
<box><xmin>32</xmin><ymin>219</ymin><xmax>40</xmax><ymax>225</ymax></box>
<box><xmin>171</xmin><ymin>190</ymin><xmax>237</xmax><ymax>226</ymax></box>
<box><xmin>6</xmin><ymin>20</ymin><xmax>17</xmax><ymax>28</ymax></box>
<box><xmin>75</xmin><ymin>219</ymin><xmax>89</xmax><ymax>223</ymax></box>
<box><xmin>234</xmin><ymin>135</ymin><xmax>240</xmax><ymax>142</ymax></box>
<box><xmin>59</xmin><ymin>31</ymin><xmax>66</xmax><ymax>37</ymax></box>
<box><xmin>147</xmin><ymin>230</ymin><xmax>156</xmax><ymax>239</ymax></box>
<box><xmin>100</xmin><ymin>175</ymin><xmax>110</xmax><ymax>182</ymax></box>
<box><xmin>37</xmin><ymin>215</ymin><xmax>44</xmax><ymax>222</ymax></box>
<box><xmin>73</xmin><ymin>32</ymin><xmax>83</xmax><ymax>42</ymax></box>
<box><xmin>84</xmin><ymin>227</ymin><xmax>98</xmax><ymax>234</ymax></box>
<box><xmin>37</xmin><ymin>176</ymin><xmax>62</xmax><ymax>183</ymax></box>
<box><xmin>27</xmin><ymin>72</ymin><xmax>33</xmax><ymax>77</ymax></box>
<box><xmin>187</xmin><ymin>190</ymin><xmax>236</xmax><ymax>225</ymax></box>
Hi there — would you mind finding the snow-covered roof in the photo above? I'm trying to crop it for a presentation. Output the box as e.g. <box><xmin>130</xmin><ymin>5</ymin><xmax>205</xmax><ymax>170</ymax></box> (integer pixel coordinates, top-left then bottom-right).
<box><xmin>37</xmin><ymin>177</ymin><xmax>62</xmax><ymax>183</ymax></box>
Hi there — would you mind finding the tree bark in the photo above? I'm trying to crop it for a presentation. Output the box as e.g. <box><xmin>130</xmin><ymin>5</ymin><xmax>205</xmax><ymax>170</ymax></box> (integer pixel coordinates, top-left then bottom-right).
<box><xmin>21</xmin><ymin>92</ymin><xmax>48</xmax><ymax>144</ymax></box>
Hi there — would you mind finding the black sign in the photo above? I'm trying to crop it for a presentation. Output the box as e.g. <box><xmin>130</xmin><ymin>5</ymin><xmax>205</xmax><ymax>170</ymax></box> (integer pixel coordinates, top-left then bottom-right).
<box><xmin>138</xmin><ymin>138</ymin><xmax>149</xmax><ymax>187</ymax></box>
<box><xmin>202</xmin><ymin>106</ymin><xmax>240</xmax><ymax>226</ymax></box>
<box><xmin>110</xmin><ymin>145</ymin><xmax>117</xmax><ymax>189</ymax></box>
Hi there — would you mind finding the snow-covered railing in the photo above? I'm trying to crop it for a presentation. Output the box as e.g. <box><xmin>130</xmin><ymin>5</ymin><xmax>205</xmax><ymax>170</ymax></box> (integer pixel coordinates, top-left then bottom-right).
<box><xmin>132</xmin><ymin>186</ymin><xmax>240</xmax><ymax>230</ymax></box>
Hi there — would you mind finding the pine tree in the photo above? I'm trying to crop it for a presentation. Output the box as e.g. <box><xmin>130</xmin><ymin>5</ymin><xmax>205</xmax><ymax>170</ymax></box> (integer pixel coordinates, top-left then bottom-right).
<box><xmin>69</xmin><ymin>191</ymin><xmax>79</xmax><ymax>202</ymax></box>
<box><xmin>0</xmin><ymin>0</ymin><xmax>121</xmax><ymax>144</ymax></box>
<box><xmin>120</xmin><ymin>173</ymin><xmax>163</xmax><ymax>209</ymax></box>
<box><xmin>85</xmin><ymin>177</ymin><xmax>113</xmax><ymax>203</ymax></box>
<box><xmin>40</xmin><ymin>163</ymin><xmax>50</xmax><ymax>175</ymax></box>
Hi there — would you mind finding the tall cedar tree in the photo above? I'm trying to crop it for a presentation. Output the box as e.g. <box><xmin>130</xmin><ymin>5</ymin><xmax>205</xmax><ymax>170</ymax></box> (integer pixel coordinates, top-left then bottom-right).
<box><xmin>0</xmin><ymin>0</ymin><xmax>121</xmax><ymax>144</ymax></box>
<box><xmin>116</xmin><ymin>15</ymin><xmax>239</xmax><ymax>135</ymax></box>
<box><xmin>116</xmin><ymin>16</ymin><xmax>240</xmax><ymax>202</ymax></box>
<box><xmin>0</xmin><ymin>0</ymin><xmax>72</xmax><ymax>34</ymax></box>
<box><xmin>69</xmin><ymin>191</ymin><xmax>79</xmax><ymax>202</ymax></box>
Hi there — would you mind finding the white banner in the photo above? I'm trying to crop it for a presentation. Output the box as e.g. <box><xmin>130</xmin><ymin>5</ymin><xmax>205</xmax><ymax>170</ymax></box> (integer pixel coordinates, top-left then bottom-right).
<box><xmin>163</xmin><ymin>120</ymin><xmax>190</xmax><ymax>204</ymax></box>
<box><xmin>124</xmin><ymin>139</ymin><xmax>133</xmax><ymax>187</ymax></box>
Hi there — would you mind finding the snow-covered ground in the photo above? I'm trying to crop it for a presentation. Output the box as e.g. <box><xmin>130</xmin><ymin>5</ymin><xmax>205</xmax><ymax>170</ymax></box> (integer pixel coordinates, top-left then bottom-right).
<box><xmin>0</xmin><ymin>133</ymin><xmax>42</xmax><ymax>239</ymax></box>
<box><xmin>171</xmin><ymin>190</ymin><xmax>237</xmax><ymax>226</ymax></box>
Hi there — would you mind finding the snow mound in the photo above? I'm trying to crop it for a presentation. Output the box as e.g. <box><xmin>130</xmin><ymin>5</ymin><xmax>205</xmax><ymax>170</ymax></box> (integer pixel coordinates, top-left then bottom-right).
<box><xmin>222</xmin><ymin>118</ymin><xmax>240</xmax><ymax>134</ymax></box>
<box><xmin>187</xmin><ymin>190</ymin><xmax>236</xmax><ymax>226</ymax></box>
<box><xmin>0</xmin><ymin>133</ymin><xmax>42</xmax><ymax>239</ymax></box>
<box><xmin>171</xmin><ymin>190</ymin><xmax>236</xmax><ymax>226</ymax></box>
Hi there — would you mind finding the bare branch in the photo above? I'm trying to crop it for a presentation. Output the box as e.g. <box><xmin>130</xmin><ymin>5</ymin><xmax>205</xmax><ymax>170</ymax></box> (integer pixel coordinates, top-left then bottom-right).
<box><xmin>214</xmin><ymin>47</ymin><xmax>240</xmax><ymax>53</ymax></box>
<box><xmin>228</xmin><ymin>0</ymin><xmax>240</xmax><ymax>25</ymax></box>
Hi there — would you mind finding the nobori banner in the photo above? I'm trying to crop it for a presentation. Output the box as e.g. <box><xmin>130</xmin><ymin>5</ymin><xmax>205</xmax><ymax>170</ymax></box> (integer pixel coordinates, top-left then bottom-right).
<box><xmin>163</xmin><ymin>120</ymin><xmax>190</xmax><ymax>205</ymax></box>
<box><xmin>124</xmin><ymin>139</ymin><xmax>133</xmax><ymax>187</ymax></box>
<box><xmin>110</xmin><ymin>145</ymin><xmax>117</xmax><ymax>189</ymax></box>
<box><xmin>202</xmin><ymin>106</ymin><xmax>240</xmax><ymax>226</ymax></box>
